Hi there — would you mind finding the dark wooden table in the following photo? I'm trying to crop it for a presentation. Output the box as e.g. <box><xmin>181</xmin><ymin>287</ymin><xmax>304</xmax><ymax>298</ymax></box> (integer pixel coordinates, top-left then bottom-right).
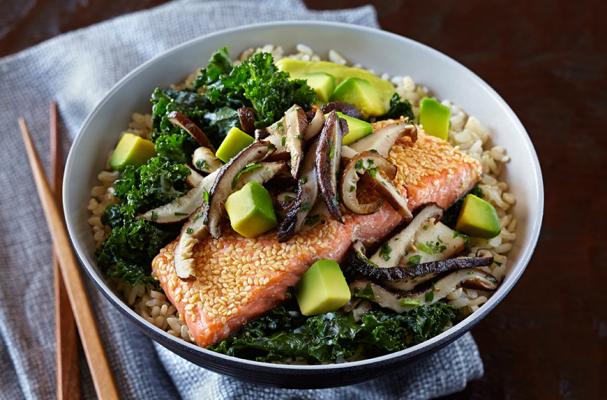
<box><xmin>3</xmin><ymin>0</ymin><xmax>604</xmax><ymax>398</ymax></box>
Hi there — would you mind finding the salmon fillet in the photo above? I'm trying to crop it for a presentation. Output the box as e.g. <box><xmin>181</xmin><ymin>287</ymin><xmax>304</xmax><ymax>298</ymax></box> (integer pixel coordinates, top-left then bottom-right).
<box><xmin>152</xmin><ymin>204</ymin><xmax>402</xmax><ymax>347</ymax></box>
<box><xmin>152</xmin><ymin>131</ymin><xmax>481</xmax><ymax>348</ymax></box>
<box><xmin>388</xmin><ymin>132</ymin><xmax>482</xmax><ymax>210</ymax></box>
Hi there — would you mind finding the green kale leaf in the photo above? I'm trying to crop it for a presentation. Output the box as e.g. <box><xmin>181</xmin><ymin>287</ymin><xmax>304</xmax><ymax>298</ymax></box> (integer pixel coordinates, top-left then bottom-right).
<box><xmin>378</xmin><ymin>93</ymin><xmax>415</xmax><ymax>121</ymax></box>
<box><xmin>209</xmin><ymin>300</ymin><xmax>456</xmax><ymax>363</ymax></box>
<box><xmin>194</xmin><ymin>50</ymin><xmax>316</xmax><ymax>128</ymax></box>
<box><xmin>112</xmin><ymin>156</ymin><xmax>190</xmax><ymax>217</ymax></box>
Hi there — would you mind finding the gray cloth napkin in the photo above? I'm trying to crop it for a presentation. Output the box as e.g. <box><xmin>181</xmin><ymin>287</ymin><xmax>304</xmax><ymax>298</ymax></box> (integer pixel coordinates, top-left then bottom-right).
<box><xmin>0</xmin><ymin>1</ymin><xmax>484</xmax><ymax>399</ymax></box>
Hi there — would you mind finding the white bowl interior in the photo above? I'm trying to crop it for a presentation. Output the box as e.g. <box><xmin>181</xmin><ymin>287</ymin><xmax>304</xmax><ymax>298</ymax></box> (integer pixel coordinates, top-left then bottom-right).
<box><xmin>64</xmin><ymin>22</ymin><xmax>543</xmax><ymax>368</ymax></box>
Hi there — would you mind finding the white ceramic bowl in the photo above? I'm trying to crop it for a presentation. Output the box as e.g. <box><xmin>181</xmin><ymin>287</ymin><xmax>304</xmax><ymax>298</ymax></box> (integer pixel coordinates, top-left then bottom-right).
<box><xmin>63</xmin><ymin>21</ymin><xmax>543</xmax><ymax>388</ymax></box>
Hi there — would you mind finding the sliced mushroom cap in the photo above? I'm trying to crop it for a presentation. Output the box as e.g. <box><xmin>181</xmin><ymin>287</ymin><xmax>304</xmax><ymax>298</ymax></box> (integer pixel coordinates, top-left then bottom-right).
<box><xmin>275</xmin><ymin>191</ymin><xmax>297</xmax><ymax>218</ymax></box>
<box><xmin>186</xmin><ymin>166</ymin><xmax>204</xmax><ymax>187</ymax></box>
<box><xmin>207</xmin><ymin>141</ymin><xmax>275</xmax><ymax>238</ymax></box>
<box><xmin>237</xmin><ymin>107</ymin><xmax>256</xmax><ymax>134</ymax></box>
<box><xmin>321</xmin><ymin>102</ymin><xmax>363</xmax><ymax>119</ymax></box>
<box><xmin>167</xmin><ymin>111</ymin><xmax>215</xmax><ymax>151</ymax></box>
<box><xmin>192</xmin><ymin>147</ymin><xmax>223</xmax><ymax>174</ymax></box>
<box><xmin>303</xmin><ymin>108</ymin><xmax>324</xmax><ymax>140</ymax></box>
<box><xmin>339</xmin><ymin>151</ymin><xmax>396</xmax><ymax>215</ymax></box>
<box><xmin>346</xmin><ymin>240</ymin><xmax>493</xmax><ymax>289</ymax></box>
<box><xmin>369</xmin><ymin>204</ymin><xmax>443</xmax><ymax>268</ymax></box>
<box><xmin>340</xmin><ymin>145</ymin><xmax>358</xmax><ymax>160</ymax></box>
<box><xmin>284</xmin><ymin>105</ymin><xmax>308</xmax><ymax>179</ymax></box>
<box><xmin>315</xmin><ymin>111</ymin><xmax>344</xmax><ymax>223</ymax></box>
<box><xmin>140</xmin><ymin>169</ymin><xmax>218</xmax><ymax>224</ymax></box>
<box><xmin>350</xmin><ymin>121</ymin><xmax>416</xmax><ymax>157</ymax></box>
<box><xmin>231</xmin><ymin>161</ymin><xmax>286</xmax><ymax>191</ymax></box>
<box><xmin>174</xmin><ymin>202</ymin><xmax>210</xmax><ymax>280</ymax></box>
<box><xmin>363</xmin><ymin>173</ymin><xmax>412</xmax><ymax>220</ymax></box>
<box><xmin>277</xmin><ymin>139</ymin><xmax>319</xmax><ymax>242</ymax></box>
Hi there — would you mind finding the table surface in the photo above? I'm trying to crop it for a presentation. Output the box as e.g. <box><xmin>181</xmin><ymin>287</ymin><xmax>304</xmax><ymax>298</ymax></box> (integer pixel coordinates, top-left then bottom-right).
<box><xmin>2</xmin><ymin>0</ymin><xmax>605</xmax><ymax>398</ymax></box>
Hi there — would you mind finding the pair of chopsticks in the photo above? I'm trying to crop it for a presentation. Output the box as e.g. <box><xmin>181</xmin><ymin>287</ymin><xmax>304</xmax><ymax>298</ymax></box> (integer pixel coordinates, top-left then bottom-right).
<box><xmin>19</xmin><ymin>106</ymin><xmax>120</xmax><ymax>400</ymax></box>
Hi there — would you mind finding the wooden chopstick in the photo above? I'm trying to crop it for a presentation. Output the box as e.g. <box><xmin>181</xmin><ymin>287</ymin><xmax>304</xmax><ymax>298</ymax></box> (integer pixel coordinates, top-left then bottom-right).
<box><xmin>19</xmin><ymin>118</ymin><xmax>120</xmax><ymax>400</ymax></box>
<box><xmin>50</xmin><ymin>102</ymin><xmax>81</xmax><ymax>400</ymax></box>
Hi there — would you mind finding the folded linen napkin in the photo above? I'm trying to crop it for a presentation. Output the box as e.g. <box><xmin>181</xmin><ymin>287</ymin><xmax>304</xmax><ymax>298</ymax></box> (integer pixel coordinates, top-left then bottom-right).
<box><xmin>0</xmin><ymin>1</ymin><xmax>483</xmax><ymax>399</ymax></box>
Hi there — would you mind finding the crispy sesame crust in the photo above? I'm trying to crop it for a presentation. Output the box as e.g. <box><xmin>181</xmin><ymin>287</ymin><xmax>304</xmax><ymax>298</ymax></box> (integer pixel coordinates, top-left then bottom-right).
<box><xmin>152</xmin><ymin>205</ymin><xmax>402</xmax><ymax>347</ymax></box>
<box><xmin>388</xmin><ymin>132</ymin><xmax>482</xmax><ymax>209</ymax></box>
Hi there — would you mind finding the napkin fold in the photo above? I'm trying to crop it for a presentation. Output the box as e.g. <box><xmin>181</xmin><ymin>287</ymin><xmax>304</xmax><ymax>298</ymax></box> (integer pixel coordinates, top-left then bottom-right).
<box><xmin>0</xmin><ymin>1</ymin><xmax>483</xmax><ymax>399</ymax></box>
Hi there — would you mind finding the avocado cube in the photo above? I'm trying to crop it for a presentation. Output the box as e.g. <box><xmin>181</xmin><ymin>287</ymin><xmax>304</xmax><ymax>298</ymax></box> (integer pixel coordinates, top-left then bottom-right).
<box><xmin>225</xmin><ymin>181</ymin><xmax>277</xmax><ymax>238</ymax></box>
<box><xmin>303</xmin><ymin>72</ymin><xmax>336</xmax><ymax>103</ymax></box>
<box><xmin>109</xmin><ymin>133</ymin><xmax>156</xmax><ymax>171</ymax></box>
<box><xmin>331</xmin><ymin>77</ymin><xmax>386</xmax><ymax>118</ymax></box>
<box><xmin>296</xmin><ymin>259</ymin><xmax>351</xmax><ymax>316</ymax></box>
<box><xmin>215</xmin><ymin>127</ymin><xmax>254</xmax><ymax>163</ymax></box>
<box><xmin>455</xmin><ymin>194</ymin><xmax>501</xmax><ymax>238</ymax></box>
<box><xmin>335</xmin><ymin>112</ymin><xmax>372</xmax><ymax>145</ymax></box>
<box><xmin>419</xmin><ymin>97</ymin><xmax>451</xmax><ymax>140</ymax></box>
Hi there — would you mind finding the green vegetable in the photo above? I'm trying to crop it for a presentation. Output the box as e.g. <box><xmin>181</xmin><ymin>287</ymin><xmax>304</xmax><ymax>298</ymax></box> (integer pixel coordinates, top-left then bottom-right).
<box><xmin>331</xmin><ymin>77</ymin><xmax>385</xmax><ymax>118</ymax></box>
<box><xmin>194</xmin><ymin>49</ymin><xmax>316</xmax><ymax>128</ymax></box>
<box><xmin>96</xmin><ymin>156</ymin><xmax>190</xmax><ymax>285</ymax></box>
<box><xmin>112</xmin><ymin>156</ymin><xmax>190</xmax><ymax>218</ymax></box>
<box><xmin>407</xmin><ymin>255</ymin><xmax>422</xmax><ymax>266</ymax></box>
<box><xmin>302</xmin><ymin>72</ymin><xmax>336</xmax><ymax>102</ymax></box>
<box><xmin>419</xmin><ymin>97</ymin><xmax>451</xmax><ymax>140</ymax></box>
<box><xmin>225</xmin><ymin>181</ymin><xmax>277</xmax><ymax>238</ymax></box>
<box><xmin>442</xmin><ymin>185</ymin><xmax>483</xmax><ymax>228</ymax></box>
<box><xmin>455</xmin><ymin>194</ymin><xmax>502</xmax><ymax>238</ymax></box>
<box><xmin>109</xmin><ymin>133</ymin><xmax>156</xmax><ymax>171</ymax></box>
<box><xmin>379</xmin><ymin>93</ymin><xmax>415</xmax><ymax>122</ymax></box>
<box><xmin>210</xmin><ymin>300</ymin><xmax>456</xmax><ymax>363</ymax></box>
<box><xmin>378</xmin><ymin>243</ymin><xmax>392</xmax><ymax>261</ymax></box>
<box><xmin>215</xmin><ymin>127</ymin><xmax>254</xmax><ymax>163</ymax></box>
<box><xmin>335</xmin><ymin>112</ymin><xmax>373</xmax><ymax>145</ymax></box>
<box><xmin>295</xmin><ymin>259</ymin><xmax>351</xmax><ymax>316</ymax></box>
<box><xmin>96</xmin><ymin>217</ymin><xmax>178</xmax><ymax>286</ymax></box>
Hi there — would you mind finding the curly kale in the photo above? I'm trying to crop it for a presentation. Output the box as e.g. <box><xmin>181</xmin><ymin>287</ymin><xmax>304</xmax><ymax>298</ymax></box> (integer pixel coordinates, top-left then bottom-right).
<box><xmin>209</xmin><ymin>300</ymin><xmax>456</xmax><ymax>363</ymax></box>
<box><xmin>96</xmin><ymin>217</ymin><xmax>178</xmax><ymax>285</ymax></box>
<box><xmin>194</xmin><ymin>48</ymin><xmax>316</xmax><ymax>128</ymax></box>
<box><xmin>378</xmin><ymin>93</ymin><xmax>415</xmax><ymax>121</ymax></box>
<box><xmin>96</xmin><ymin>156</ymin><xmax>190</xmax><ymax>286</ymax></box>
<box><xmin>111</xmin><ymin>156</ymin><xmax>190</xmax><ymax>218</ymax></box>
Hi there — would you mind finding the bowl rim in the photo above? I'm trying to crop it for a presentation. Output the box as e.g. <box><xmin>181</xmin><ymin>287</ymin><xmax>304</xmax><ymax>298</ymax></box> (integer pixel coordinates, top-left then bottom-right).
<box><xmin>64</xmin><ymin>20</ymin><xmax>544</xmax><ymax>371</ymax></box>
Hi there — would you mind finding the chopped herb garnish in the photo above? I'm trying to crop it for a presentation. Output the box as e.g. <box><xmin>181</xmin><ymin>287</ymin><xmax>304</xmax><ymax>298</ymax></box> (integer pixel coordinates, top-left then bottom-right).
<box><xmin>416</xmin><ymin>240</ymin><xmax>447</xmax><ymax>255</ymax></box>
<box><xmin>232</xmin><ymin>162</ymin><xmax>262</xmax><ymax>188</ymax></box>
<box><xmin>349</xmin><ymin>185</ymin><xmax>356</xmax><ymax>192</ymax></box>
<box><xmin>399</xmin><ymin>298</ymin><xmax>421</xmax><ymax>308</ymax></box>
<box><xmin>301</xmin><ymin>202</ymin><xmax>311</xmax><ymax>212</ymax></box>
<box><xmin>367</xmin><ymin>167</ymin><xmax>378</xmax><ymax>179</ymax></box>
<box><xmin>379</xmin><ymin>243</ymin><xmax>392</xmax><ymax>261</ymax></box>
<box><xmin>355</xmin><ymin>159</ymin><xmax>364</xmax><ymax>170</ymax></box>
<box><xmin>186</xmin><ymin>227</ymin><xmax>194</xmax><ymax>235</ymax></box>
<box><xmin>407</xmin><ymin>255</ymin><xmax>421</xmax><ymax>266</ymax></box>
<box><xmin>281</xmin><ymin>136</ymin><xmax>287</xmax><ymax>147</ymax></box>
<box><xmin>195</xmin><ymin>159</ymin><xmax>208</xmax><ymax>171</ymax></box>
<box><xmin>300</xmin><ymin>176</ymin><xmax>308</xmax><ymax>185</ymax></box>
<box><xmin>328</xmin><ymin>144</ymin><xmax>335</xmax><ymax>161</ymax></box>
<box><xmin>425</xmin><ymin>291</ymin><xmax>435</xmax><ymax>302</ymax></box>
<box><xmin>202</xmin><ymin>190</ymin><xmax>210</xmax><ymax>204</ymax></box>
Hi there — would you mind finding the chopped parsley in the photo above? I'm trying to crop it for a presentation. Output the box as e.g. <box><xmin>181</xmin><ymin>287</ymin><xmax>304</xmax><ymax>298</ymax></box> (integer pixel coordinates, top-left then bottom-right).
<box><xmin>416</xmin><ymin>239</ymin><xmax>447</xmax><ymax>255</ymax></box>
<box><xmin>407</xmin><ymin>255</ymin><xmax>422</xmax><ymax>266</ymax></box>
<box><xmin>379</xmin><ymin>243</ymin><xmax>392</xmax><ymax>261</ymax></box>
